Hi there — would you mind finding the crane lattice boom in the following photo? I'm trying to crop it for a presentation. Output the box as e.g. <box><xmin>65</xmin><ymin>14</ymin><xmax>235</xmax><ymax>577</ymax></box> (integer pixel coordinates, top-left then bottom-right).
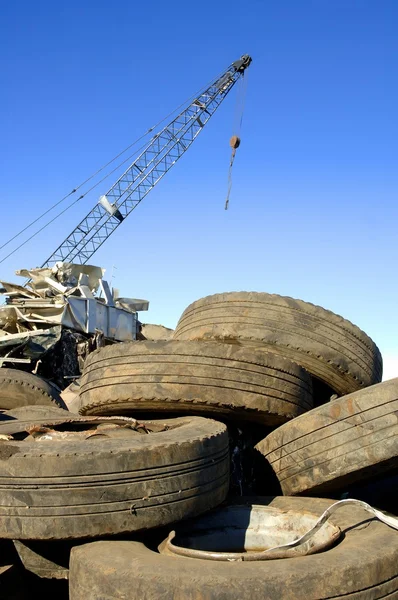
<box><xmin>42</xmin><ymin>55</ymin><xmax>252</xmax><ymax>267</ymax></box>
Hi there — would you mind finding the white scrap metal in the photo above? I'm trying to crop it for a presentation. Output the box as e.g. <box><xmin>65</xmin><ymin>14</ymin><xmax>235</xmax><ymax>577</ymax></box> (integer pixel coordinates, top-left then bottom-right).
<box><xmin>0</xmin><ymin>262</ymin><xmax>148</xmax><ymax>343</ymax></box>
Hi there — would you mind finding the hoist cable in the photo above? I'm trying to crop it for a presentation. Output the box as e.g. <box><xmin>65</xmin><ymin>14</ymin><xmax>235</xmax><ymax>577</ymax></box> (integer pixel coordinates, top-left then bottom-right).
<box><xmin>0</xmin><ymin>135</ymin><xmax>153</xmax><ymax>254</ymax></box>
<box><xmin>0</xmin><ymin>68</ymin><xmax>226</xmax><ymax>259</ymax></box>
<box><xmin>224</xmin><ymin>72</ymin><xmax>249</xmax><ymax>210</ymax></box>
<box><xmin>0</xmin><ymin>197</ymin><xmax>83</xmax><ymax>266</ymax></box>
<box><xmin>0</xmin><ymin>141</ymin><xmax>148</xmax><ymax>266</ymax></box>
<box><xmin>238</xmin><ymin>69</ymin><xmax>249</xmax><ymax>133</ymax></box>
<box><xmin>0</xmin><ymin>131</ymin><xmax>169</xmax><ymax>266</ymax></box>
<box><xmin>232</xmin><ymin>75</ymin><xmax>245</xmax><ymax>134</ymax></box>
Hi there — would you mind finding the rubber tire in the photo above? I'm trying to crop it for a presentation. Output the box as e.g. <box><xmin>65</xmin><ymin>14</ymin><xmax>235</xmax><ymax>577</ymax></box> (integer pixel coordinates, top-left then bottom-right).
<box><xmin>173</xmin><ymin>292</ymin><xmax>382</xmax><ymax>396</ymax></box>
<box><xmin>69</xmin><ymin>496</ymin><xmax>398</xmax><ymax>600</ymax></box>
<box><xmin>78</xmin><ymin>340</ymin><xmax>313</xmax><ymax>425</ymax></box>
<box><xmin>0</xmin><ymin>405</ymin><xmax>70</xmax><ymax>422</ymax></box>
<box><xmin>0</xmin><ymin>416</ymin><xmax>229</xmax><ymax>540</ymax></box>
<box><xmin>0</xmin><ymin>368</ymin><xmax>66</xmax><ymax>410</ymax></box>
<box><xmin>256</xmin><ymin>378</ymin><xmax>398</xmax><ymax>496</ymax></box>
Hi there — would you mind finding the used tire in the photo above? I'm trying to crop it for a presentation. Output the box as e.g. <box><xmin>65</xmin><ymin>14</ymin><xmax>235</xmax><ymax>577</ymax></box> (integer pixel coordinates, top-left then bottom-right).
<box><xmin>78</xmin><ymin>340</ymin><xmax>313</xmax><ymax>425</ymax></box>
<box><xmin>256</xmin><ymin>378</ymin><xmax>398</xmax><ymax>496</ymax></box>
<box><xmin>69</xmin><ymin>496</ymin><xmax>398</xmax><ymax>600</ymax></box>
<box><xmin>0</xmin><ymin>405</ymin><xmax>70</xmax><ymax>423</ymax></box>
<box><xmin>173</xmin><ymin>292</ymin><xmax>382</xmax><ymax>396</ymax></box>
<box><xmin>0</xmin><ymin>368</ymin><xmax>66</xmax><ymax>411</ymax></box>
<box><xmin>0</xmin><ymin>415</ymin><xmax>229</xmax><ymax>540</ymax></box>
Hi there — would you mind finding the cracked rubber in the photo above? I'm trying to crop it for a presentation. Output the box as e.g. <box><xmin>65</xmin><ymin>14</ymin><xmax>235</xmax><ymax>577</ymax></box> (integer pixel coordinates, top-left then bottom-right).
<box><xmin>0</xmin><ymin>415</ymin><xmax>229</xmax><ymax>540</ymax></box>
<box><xmin>69</xmin><ymin>496</ymin><xmax>398</xmax><ymax>600</ymax></box>
<box><xmin>0</xmin><ymin>368</ymin><xmax>66</xmax><ymax>411</ymax></box>
<box><xmin>77</xmin><ymin>340</ymin><xmax>313</xmax><ymax>425</ymax></box>
<box><xmin>256</xmin><ymin>378</ymin><xmax>398</xmax><ymax>495</ymax></box>
<box><xmin>173</xmin><ymin>292</ymin><xmax>383</xmax><ymax>396</ymax></box>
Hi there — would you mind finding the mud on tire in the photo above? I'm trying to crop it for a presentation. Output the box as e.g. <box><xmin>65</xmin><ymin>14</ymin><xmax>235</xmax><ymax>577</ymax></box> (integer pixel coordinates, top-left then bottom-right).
<box><xmin>78</xmin><ymin>340</ymin><xmax>313</xmax><ymax>425</ymax></box>
<box><xmin>69</xmin><ymin>496</ymin><xmax>398</xmax><ymax>600</ymax></box>
<box><xmin>256</xmin><ymin>378</ymin><xmax>398</xmax><ymax>496</ymax></box>
<box><xmin>0</xmin><ymin>415</ymin><xmax>229</xmax><ymax>540</ymax></box>
<box><xmin>173</xmin><ymin>292</ymin><xmax>382</xmax><ymax>396</ymax></box>
<box><xmin>0</xmin><ymin>368</ymin><xmax>66</xmax><ymax>411</ymax></box>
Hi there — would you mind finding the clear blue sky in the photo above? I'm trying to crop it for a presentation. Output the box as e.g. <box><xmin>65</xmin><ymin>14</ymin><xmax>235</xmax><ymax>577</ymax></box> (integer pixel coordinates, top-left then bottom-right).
<box><xmin>1</xmin><ymin>1</ymin><xmax>397</xmax><ymax>377</ymax></box>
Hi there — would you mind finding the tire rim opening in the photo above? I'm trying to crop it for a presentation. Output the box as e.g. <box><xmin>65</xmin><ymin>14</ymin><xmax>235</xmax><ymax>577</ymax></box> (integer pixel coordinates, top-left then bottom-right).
<box><xmin>159</xmin><ymin>504</ymin><xmax>341</xmax><ymax>561</ymax></box>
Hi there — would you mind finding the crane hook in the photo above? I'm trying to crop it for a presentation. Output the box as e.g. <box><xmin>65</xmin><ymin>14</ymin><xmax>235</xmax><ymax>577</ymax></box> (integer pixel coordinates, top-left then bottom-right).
<box><xmin>230</xmin><ymin>135</ymin><xmax>241</xmax><ymax>150</ymax></box>
<box><xmin>224</xmin><ymin>136</ymin><xmax>241</xmax><ymax>210</ymax></box>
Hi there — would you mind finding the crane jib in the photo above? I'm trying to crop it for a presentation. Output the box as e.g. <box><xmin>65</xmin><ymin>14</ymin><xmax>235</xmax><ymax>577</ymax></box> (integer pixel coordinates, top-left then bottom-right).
<box><xmin>41</xmin><ymin>55</ymin><xmax>252</xmax><ymax>268</ymax></box>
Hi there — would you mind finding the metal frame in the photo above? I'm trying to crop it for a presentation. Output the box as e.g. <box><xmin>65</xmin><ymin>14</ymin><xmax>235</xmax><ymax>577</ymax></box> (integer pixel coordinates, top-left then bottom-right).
<box><xmin>42</xmin><ymin>55</ymin><xmax>251</xmax><ymax>267</ymax></box>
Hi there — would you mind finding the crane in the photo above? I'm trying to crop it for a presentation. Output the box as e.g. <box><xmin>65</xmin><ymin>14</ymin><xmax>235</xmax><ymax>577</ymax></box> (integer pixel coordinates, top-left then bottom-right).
<box><xmin>0</xmin><ymin>54</ymin><xmax>252</xmax><ymax>392</ymax></box>
<box><xmin>42</xmin><ymin>54</ymin><xmax>252</xmax><ymax>267</ymax></box>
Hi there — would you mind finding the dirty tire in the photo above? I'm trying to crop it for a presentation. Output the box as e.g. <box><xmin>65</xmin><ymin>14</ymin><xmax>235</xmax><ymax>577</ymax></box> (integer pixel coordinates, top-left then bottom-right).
<box><xmin>69</xmin><ymin>496</ymin><xmax>398</xmax><ymax>600</ymax></box>
<box><xmin>256</xmin><ymin>378</ymin><xmax>398</xmax><ymax>495</ymax></box>
<box><xmin>173</xmin><ymin>292</ymin><xmax>382</xmax><ymax>396</ymax></box>
<box><xmin>78</xmin><ymin>340</ymin><xmax>313</xmax><ymax>425</ymax></box>
<box><xmin>0</xmin><ymin>405</ymin><xmax>70</xmax><ymax>423</ymax></box>
<box><xmin>0</xmin><ymin>416</ymin><xmax>229</xmax><ymax>540</ymax></box>
<box><xmin>0</xmin><ymin>368</ymin><xmax>66</xmax><ymax>411</ymax></box>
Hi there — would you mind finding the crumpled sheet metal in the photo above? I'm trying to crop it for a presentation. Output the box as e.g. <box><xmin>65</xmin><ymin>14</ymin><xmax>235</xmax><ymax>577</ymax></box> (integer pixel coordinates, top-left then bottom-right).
<box><xmin>0</xmin><ymin>411</ymin><xmax>167</xmax><ymax>437</ymax></box>
<box><xmin>0</xmin><ymin>262</ymin><xmax>147</xmax><ymax>342</ymax></box>
<box><xmin>115</xmin><ymin>297</ymin><xmax>149</xmax><ymax>312</ymax></box>
<box><xmin>16</xmin><ymin>263</ymin><xmax>105</xmax><ymax>296</ymax></box>
<box><xmin>0</xmin><ymin>304</ymin><xmax>65</xmax><ymax>328</ymax></box>
<box><xmin>0</xmin><ymin>281</ymin><xmax>40</xmax><ymax>299</ymax></box>
<box><xmin>0</xmin><ymin>298</ymin><xmax>137</xmax><ymax>343</ymax></box>
<box><xmin>0</xmin><ymin>326</ymin><xmax>62</xmax><ymax>359</ymax></box>
<box><xmin>61</xmin><ymin>297</ymin><xmax>137</xmax><ymax>341</ymax></box>
<box><xmin>162</xmin><ymin>505</ymin><xmax>341</xmax><ymax>561</ymax></box>
<box><xmin>0</xmin><ymin>306</ymin><xmax>19</xmax><ymax>334</ymax></box>
<box><xmin>162</xmin><ymin>499</ymin><xmax>398</xmax><ymax>562</ymax></box>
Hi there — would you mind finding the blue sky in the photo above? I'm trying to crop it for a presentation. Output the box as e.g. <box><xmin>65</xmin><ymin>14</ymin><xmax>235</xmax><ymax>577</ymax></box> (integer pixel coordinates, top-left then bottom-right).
<box><xmin>1</xmin><ymin>1</ymin><xmax>397</xmax><ymax>378</ymax></box>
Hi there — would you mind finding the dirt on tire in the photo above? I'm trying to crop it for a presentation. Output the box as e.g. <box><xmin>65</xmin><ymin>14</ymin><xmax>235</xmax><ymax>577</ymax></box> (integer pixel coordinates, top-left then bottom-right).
<box><xmin>78</xmin><ymin>340</ymin><xmax>313</xmax><ymax>425</ymax></box>
<box><xmin>0</xmin><ymin>368</ymin><xmax>66</xmax><ymax>411</ymax></box>
<box><xmin>256</xmin><ymin>378</ymin><xmax>398</xmax><ymax>495</ymax></box>
<box><xmin>0</xmin><ymin>415</ymin><xmax>229</xmax><ymax>540</ymax></box>
<box><xmin>69</xmin><ymin>496</ymin><xmax>398</xmax><ymax>599</ymax></box>
<box><xmin>173</xmin><ymin>292</ymin><xmax>382</xmax><ymax>396</ymax></box>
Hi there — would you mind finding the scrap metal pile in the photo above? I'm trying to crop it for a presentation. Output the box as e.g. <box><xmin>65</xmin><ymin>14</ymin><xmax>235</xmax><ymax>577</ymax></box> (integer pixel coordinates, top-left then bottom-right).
<box><xmin>0</xmin><ymin>290</ymin><xmax>397</xmax><ymax>599</ymax></box>
<box><xmin>0</xmin><ymin>262</ymin><xmax>148</xmax><ymax>389</ymax></box>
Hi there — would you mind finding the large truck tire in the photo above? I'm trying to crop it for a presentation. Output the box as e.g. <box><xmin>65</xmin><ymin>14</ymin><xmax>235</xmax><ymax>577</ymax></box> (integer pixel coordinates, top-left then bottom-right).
<box><xmin>78</xmin><ymin>340</ymin><xmax>313</xmax><ymax>425</ymax></box>
<box><xmin>173</xmin><ymin>292</ymin><xmax>382</xmax><ymax>396</ymax></box>
<box><xmin>0</xmin><ymin>368</ymin><xmax>66</xmax><ymax>411</ymax></box>
<box><xmin>69</xmin><ymin>496</ymin><xmax>398</xmax><ymax>600</ymax></box>
<box><xmin>0</xmin><ymin>415</ymin><xmax>229</xmax><ymax>540</ymax></box>
<box><xmin>256</xmin><ymin>378</ymin><xmax>398</xmax><ymax>496</ymax></box>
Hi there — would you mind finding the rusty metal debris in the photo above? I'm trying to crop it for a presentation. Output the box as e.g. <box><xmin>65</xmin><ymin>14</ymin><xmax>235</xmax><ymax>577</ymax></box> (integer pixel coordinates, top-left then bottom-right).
<box><xmin>0</xmin><ymin>411</ymin><xmax>166</xmax><ymax>438</ymax></box>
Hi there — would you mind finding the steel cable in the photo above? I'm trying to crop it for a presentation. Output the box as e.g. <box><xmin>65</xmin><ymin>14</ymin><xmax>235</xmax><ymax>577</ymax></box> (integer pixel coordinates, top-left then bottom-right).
<box><xmin>0</xmin><ymin>68</ymin><xmax>227</xmax><ymax>263</ymax></box>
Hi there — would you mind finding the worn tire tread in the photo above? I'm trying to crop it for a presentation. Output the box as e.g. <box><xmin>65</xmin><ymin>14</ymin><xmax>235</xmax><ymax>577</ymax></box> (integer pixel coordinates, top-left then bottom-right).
<box><xmin>173</xmin><ymin>292</ymin><xmax>382</xmax><ymax>395</ymax></box>
<box><xmin>78</xmin><ymin>341</ymin><xmax>313</xmax><ymax>425</ymax></box>
<box><xmin>256</xmin><ymin>378</ymin><xmax>398</xmax><ymax>495</ymax></box>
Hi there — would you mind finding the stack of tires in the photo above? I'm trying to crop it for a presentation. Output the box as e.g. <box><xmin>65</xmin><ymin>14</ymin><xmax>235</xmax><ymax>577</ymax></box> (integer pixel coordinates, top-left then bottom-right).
<box><xmin>0</xmin><ymin>292</ymin><xmax>397</xmax><ymax>599</ymax></box>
